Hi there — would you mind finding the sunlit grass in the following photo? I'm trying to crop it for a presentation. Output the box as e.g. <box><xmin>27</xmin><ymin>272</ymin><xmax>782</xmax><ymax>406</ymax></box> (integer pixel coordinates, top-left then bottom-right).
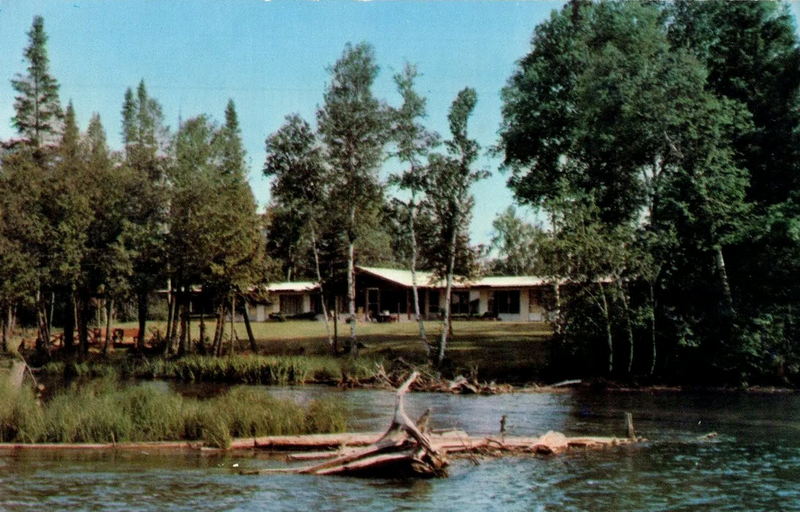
<box><xmin>25</xmin><ymin>320</ymin><xmax>553</xmax><ymax>383</ymax></box>
<box><xmin>40</xmin><ymin>354</ymin><xmax>384</xmax><ymax>385</ymax></box>
<box><xmin>0</xmin><ymin>377</ymin><xmax>346</xmax><ymax>446</ymax></box>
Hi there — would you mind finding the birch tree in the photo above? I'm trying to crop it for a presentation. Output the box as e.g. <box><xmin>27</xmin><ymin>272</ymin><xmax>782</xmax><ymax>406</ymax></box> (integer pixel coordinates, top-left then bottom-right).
<box><xmin>425</xmin><ymin>88</ymin><xmax>488</xmax><ymax>366</ymax></box>
<box><xmin>265</xmin><ymin>114</ymin><xmax>335</xmax><ymax>351</ymax></box>
<box><xmin>317</xmin><ymin>42</ymin><xmax>388</xmax><ymax>352</ymax></box>
<box><xmin>388</xmin><ymin>63</ymin><xmax>438</xmax><ymax>352</ymax></box>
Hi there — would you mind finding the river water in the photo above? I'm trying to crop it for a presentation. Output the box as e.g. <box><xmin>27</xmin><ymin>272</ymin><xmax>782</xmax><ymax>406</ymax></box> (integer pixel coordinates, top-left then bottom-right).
<box><xmin>1</xmin><ymin>386</ymin><xmax>799</xmax><ymax>511</ymax></box>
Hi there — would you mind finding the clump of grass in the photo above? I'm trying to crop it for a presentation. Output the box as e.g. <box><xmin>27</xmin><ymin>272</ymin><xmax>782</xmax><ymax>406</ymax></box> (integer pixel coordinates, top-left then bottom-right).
<box><xmin>0</xmin><ymin>378</ymin><xmax>346</xmax><ymax>445</ymax></box>
<box><xmin>0</xmin><ymin>380</ymin><xmax>45</xmax><ymax>443</ymax></box>
<box><xmin>200</xmin><ymin>414</ymin><xmax>232</xmax><ymax>449</ymax></box>
<box><xmin>157</xmin><ymin>355</ymin><xmax>363</xmax><ymax>385</ymax></box>
<box><xmin>37</xmin><ymin>352</ymin><xmax>388</xmax><ymax>387</ymax></box>
<box><xmin>44</xmin><ymin>385</ymin><xmax>132</xmax><ymax>443</ymax></box>
<box><xmin>304</xmin><ymin>399</ymin><xmax>347</xmax><ymax>433</ymax></box>
<box><xmin>42</xmin><ymin>360</ymin><xmax>123</xmax><ymax>382</ymax></box>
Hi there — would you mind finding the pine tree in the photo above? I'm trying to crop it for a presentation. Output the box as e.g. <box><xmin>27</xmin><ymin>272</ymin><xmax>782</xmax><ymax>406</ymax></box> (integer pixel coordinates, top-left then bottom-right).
<box><xmin>11</xmin><ymin>16</ymin><xmax>62</xmax><ymax>149</ymax></box>
<box><xmin>120</xmin><ymin>81</ymin><xmax>169</xmax><ymax>350</ymax></box>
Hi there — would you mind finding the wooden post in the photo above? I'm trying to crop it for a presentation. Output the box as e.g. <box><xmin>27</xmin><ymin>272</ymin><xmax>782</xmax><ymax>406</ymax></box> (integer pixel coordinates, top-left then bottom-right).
<box><xmin>624</xmin><ymin>412</ymin><xmax>635</xmax><ymax>440</ymax></box>
<box><xmin>102</xmin><ymin>298</ymin><xmax>113</xmax><ymax>355</ymax></box>
<box><xmin>333</xmin><ymin>296</ymin><xmax>339</xmax><ymax>354</ymax></box>
<box><xmin>199</xmin><ymin>308</ymin><xmax>206</xmax><ymax>353</ymax></box>
<box><xmin>242</xmin><ymin>297</ymin><xmax>257</xmax><ymax>352</ymax></box>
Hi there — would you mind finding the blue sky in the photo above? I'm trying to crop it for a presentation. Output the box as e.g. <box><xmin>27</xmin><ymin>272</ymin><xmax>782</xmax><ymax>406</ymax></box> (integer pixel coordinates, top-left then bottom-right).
<box><xmin>0</xmin><ymin>0</ymin><xmax>565</xmax><ymax>246</ymax></box>
<box><xmin>7</xmin><ymin>1</ymin><xmax>797</xmax><ymax>246</ymax></box>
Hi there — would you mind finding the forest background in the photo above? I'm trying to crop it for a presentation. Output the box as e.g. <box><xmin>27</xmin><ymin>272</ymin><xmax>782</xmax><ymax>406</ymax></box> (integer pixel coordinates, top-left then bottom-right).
<box><xmin>1</xmin><ymin>0</ymin><xmax>799</xmax><ymax>386</ymax></box>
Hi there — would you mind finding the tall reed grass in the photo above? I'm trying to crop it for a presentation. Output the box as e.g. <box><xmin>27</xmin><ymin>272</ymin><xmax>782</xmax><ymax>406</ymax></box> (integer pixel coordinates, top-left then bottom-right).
<box><xmin>42</xmin><ymin>354</ymin><xmax>384</xmax><ymax>385</ymax></box>
<box><xmin>0</xmin><ymin>378</ymin><xmax>346</xmax><ymax>447</ymax></box>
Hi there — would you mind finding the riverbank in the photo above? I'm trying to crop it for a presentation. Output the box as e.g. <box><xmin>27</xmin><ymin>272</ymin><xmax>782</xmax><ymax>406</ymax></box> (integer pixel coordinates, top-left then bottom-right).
<box><xmin>4</xmin><ymin>387</ymin><xmax>798</xmax><ymax>511</ymax></box>
<box><xmin>5</xmin><ymin>319</ymin><xmax>797</xmax><ymax>390</ymax></box>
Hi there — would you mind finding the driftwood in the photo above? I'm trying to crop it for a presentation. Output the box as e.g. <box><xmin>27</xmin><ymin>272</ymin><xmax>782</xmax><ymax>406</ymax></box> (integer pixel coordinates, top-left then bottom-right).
<box><xmin>237</xmin><ymin>378</ymin><xmax>644</xmax><ymax>479</ymax></box>
<box><xmin>0</xmin><ymin>364</ymin><xmax>645</xmax><ymax>480</ymax></box>
<box><xmin>245</xmin><ymin>371</ymin><xmax>449</xmax><ymax>478</ymax></box>
<box><xmin>364</xmin><ymin>361</ymin><xmax>512</xmax><ymax>395</ymax></box>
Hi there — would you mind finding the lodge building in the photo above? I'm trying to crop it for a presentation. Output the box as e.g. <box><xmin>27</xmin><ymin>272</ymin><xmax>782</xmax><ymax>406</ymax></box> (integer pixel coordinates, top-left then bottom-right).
<box><xmin>257</xmin><ymin>266</ymin><xmax>554</xmax><ymax>323</ymax></box>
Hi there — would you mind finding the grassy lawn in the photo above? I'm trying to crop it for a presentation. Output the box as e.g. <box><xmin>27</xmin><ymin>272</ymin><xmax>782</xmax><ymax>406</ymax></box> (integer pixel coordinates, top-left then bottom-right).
<box><xmin>241</xmin><ymin>320</ymin><xmax>553</xmax><ymax>382</ymax></box>
<box><xmin>10</xmin><ymin>319</ymin><xmax>555</xmax><ymax>383</ymax></box>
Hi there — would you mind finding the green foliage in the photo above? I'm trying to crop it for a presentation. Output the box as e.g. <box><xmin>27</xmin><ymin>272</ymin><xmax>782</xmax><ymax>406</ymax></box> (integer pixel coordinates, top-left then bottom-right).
<box><xmin>264</xmin><ymin>114</ymin><xmax>329</xmax><ymax>280</ymax></box>
<box><xmin>316</xmin><ymin>42</ymin><xmax>392</xmax><ymax>341</ymax></box>
<box><xmin>157</xmin><ymin>355</ymin><xmax>346</xmax><ymax>384</ymax></box>
<box><xmin>489</xmin><ymin>206</ymin><xmax>542</xmax><ymax>275</ymax></box>
<box><xmin>497</xmin><ymin>0</ymin><xmax>796</xmax><ymax>383</ymax></box>
<box><xmin>423</xmin><ymin>88</ymin><xmax>488</xmax><ymax>365</ymax></box>
<box><xmin>668</xmin><ymin>0</ymin><xmax>800</xmax><ymax>208</ymax></box>
<box><xmin>422</xmin><ymin>88</ymin><xmax>488</xmax><ymax>280</ymax></box>
<box><xmin>0</xmin><ymin>380</ymin><xmax>45</xmax><ymax>442</ymax></box>
<box><xmin>167</xmin><ymin>109</ymin><xmax>263</xmax><ymax>345</ymax></box>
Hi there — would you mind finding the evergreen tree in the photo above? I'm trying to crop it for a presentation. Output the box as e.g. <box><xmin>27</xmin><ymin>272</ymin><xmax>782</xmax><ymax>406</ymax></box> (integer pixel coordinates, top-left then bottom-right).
<box><xmin>167</xmin><ymin>111</ymin><xmax>262</xmax><ymax>356</ymax></box>
<box><xmin>11</xmin><ymin>16</ymin><xmax>62</xmax><ymax>150</ymax></box>
<box><xmin>0</xmin><ymin>149</ymin><xmax>43</xmax><ymax>353</ymax></box>
<box><xmin>210</xmin><ymin>101</ymin><xmax>264</xmax><ymax>355</ymax></box>
<box><xmin>120</xmin><ymin>81</ymin><xmax>169</xmax><ymax>350</ymax></box>
<box><xmin>7</xmin><ymin>15</ymin><xmax>64</xmax><ymax>353</ymax></box>
<box><xmin>51</xmin><ymin>102</ymin><xmax>92</xmax><ymax>353</ymax></box>
<box><xmin>81</xmin><ymin>114</ymin><xmax>134</xmax><ymax>355</ymax></box>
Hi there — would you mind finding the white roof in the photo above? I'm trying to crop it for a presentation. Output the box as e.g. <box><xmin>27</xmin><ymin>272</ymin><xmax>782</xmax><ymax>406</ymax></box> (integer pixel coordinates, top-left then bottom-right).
<box><xmin>267</xmin><ymin>281</ymin><xmax>319</xmax><ymax>293</ymax></box>
<box><xmin>357</xmin><ymin>266</ymin><xmax>548</xmax><ymax>289</ymax></box>
<box><xmin>357</xmin><ymin>266</ymin><xmax>447</xmax><ymax>288</ymax></box>
<box><xmin>471</xmin><ymin>276</ymin><xmax>549</xmax><ymax>288</ymax></box>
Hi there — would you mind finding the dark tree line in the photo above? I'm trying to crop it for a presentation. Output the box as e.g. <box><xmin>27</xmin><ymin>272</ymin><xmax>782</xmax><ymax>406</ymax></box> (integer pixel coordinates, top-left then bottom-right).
<box><xmin>496</xmin><ymin>0</ymin><xmax>800</xmax><ymax>385</ymax></box>
<box><xmin>0</xmin><ymin>17</ymin><xmax>263</xmax><ymax>358</ymax></box>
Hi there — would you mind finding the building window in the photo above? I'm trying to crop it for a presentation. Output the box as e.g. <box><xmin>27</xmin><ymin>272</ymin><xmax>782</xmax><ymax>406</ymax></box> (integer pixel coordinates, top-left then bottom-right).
<box><xmin>428</xmin><ymin>290</ymin><xmax>440</xmax><ymax>314</ymax></box>
<box><xmin>529</xmin><ymin>287</ymin><xmax>545</xmax><ymax>312</ymax></box>
<box><xmin>492</xmin><ymin>290</ymin><xmax>520</xmax><ymax>315</ymax></box>
<box><xmin>280</xmin><ymin>294</ymin><xmax>303</xmax><ymax>315</ymax></box>
<box><xmin>451</xmin><ymin>291</ymin><xmax>471</xmax><ymax>315</ymax></box>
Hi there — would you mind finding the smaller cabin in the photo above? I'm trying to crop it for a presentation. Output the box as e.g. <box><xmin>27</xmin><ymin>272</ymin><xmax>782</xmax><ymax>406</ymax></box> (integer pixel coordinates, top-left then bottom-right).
<box><xmin>253</xmin><ymin>281</ymin><xmax>321</xmax><ymax>321</ymax></box>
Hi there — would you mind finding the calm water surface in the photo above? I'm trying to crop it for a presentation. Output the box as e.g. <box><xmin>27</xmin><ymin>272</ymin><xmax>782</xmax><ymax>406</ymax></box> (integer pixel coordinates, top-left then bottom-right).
<box><xmin>1</xmin><ymin>387</ymin><xmax>799</xmax><ymax>511</ymax></box>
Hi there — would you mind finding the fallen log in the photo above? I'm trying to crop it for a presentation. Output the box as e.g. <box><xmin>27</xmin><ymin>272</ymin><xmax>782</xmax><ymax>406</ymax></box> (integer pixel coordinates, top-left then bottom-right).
<box><xmin>239</xmin><ymin>409</ymin><xmax>643</xmax><ymax>478</ymax></box>
<box><xmin>0</xmin><ymin>441</ymin><xmax>205</xmax><ymax>452</ymax></box>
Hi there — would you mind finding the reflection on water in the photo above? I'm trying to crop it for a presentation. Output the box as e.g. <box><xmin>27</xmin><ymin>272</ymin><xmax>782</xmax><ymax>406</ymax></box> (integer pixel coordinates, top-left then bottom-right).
<box><xmin>1</xmin><ymin>387</ymin><xmax>799</xmax><ymax>511</ymax></box>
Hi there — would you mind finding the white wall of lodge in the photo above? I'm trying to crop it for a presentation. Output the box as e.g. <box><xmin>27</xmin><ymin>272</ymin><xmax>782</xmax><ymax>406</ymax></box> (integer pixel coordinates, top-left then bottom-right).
<box><xmin>250</xmin><ymin>292</ymin><xmax>316</xmax><ymax>321</ymax></box>
<box><xmin>244</xmin><ymin>281</ymin><xmax>553</xmax><ymax>323</ymax></box>
<box><xmin>428</xmin><ymin>287</ymin><xmax>548</xmax><ymax>323</ymax></box>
